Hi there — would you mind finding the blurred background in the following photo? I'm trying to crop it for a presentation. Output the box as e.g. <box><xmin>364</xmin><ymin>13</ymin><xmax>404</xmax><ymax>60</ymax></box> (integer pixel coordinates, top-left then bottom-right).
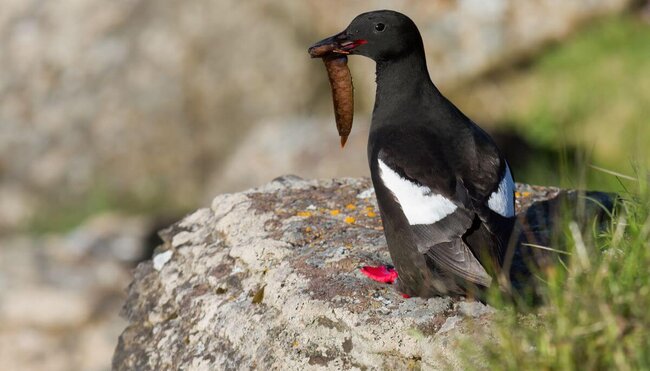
<box><xmin>0</xmin><ymin>0</ymin><xmax>648</xmax><ymax>369</ymax></box>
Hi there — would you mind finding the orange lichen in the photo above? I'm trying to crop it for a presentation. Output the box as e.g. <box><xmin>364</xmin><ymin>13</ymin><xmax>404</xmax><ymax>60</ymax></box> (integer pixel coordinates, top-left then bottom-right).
<box><xmin>296</xmin><ymin>211</ymin><xmax>312</xmax><ymax>217</ymax></box>
<box><xmin>330</xmin><ymin>209</ymin><xmax>341</xmax><ymax>216</ymax></box>
<box><xmin>344</xmin><ymin>216</ymin><xmax>355</xmax><ymax>224</ymax></box>
<box><xmin>345</xmin><ymin>204</ymin><xmax>357</xmax><ymax>210</ymax></box>
<box><xmin>366</xmin><ymin>211</ymin><xmax>377</xmax><ymax>218</ymax></box>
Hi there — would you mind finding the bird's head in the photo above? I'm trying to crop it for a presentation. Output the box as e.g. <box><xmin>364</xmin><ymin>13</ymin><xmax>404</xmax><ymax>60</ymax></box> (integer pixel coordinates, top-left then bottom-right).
<box><xmin>308</xmin><ymin>10</ymin><xmax>422</xmax><ymax>62</ymax></box>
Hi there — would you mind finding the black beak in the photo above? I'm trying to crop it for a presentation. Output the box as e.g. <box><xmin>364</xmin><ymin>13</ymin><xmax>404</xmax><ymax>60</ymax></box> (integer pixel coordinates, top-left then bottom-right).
<box><xmin>308</xmin><ymin>31</ymin><xmax>367</xmax><ymax>58</ymax></box>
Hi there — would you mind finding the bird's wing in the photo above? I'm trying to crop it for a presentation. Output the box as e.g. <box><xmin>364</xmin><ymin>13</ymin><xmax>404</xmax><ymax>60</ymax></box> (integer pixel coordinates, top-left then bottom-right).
<box><xmin>426</xmin><ymin>239</ymin><xmax>492</xmax><ymax>287</ymax></box>
<box><xmin>442</xmin><ymin>116</ymin><xmax>516</xmax><ymax>256</ymax></box>
<box><xmin>377</xmin><ymin>146</ymin><xmax>493</xmax><ymax>286</ymax></box>
<box><xmin>460</xmin><ymin>118</ymin><xmax>515</xmax><ymax>219</ymax></box>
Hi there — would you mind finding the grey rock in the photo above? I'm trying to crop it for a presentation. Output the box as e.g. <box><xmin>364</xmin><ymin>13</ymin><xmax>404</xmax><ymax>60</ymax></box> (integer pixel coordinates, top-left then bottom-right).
<box><xmin>457</xmin><ymin>301</ymin><xmax>495</xmax><ymax>318</ymax></box>
<box><xmin>0</xmin><ymin>213</ymin><xmax>151</xmax><ymax>371</ymax></box>
<box><xmin>153</xmin><ymin>250</ymin><xmax>173</xmax><ymax>271</ymax></box>
<box><xmin>113</xmin><ymin>177</ymin><xmax>597</xmax><ymax>370</ymax></box>
<box><xmin>438</xmin><ymin>316</ymin><xmax>462</xmax><ymax>334</ymax></box>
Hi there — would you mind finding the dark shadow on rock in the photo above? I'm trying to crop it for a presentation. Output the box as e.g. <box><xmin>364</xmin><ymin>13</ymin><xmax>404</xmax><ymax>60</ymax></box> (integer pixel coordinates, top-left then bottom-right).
<box><xmin>139</xmin><ymin>214</ymin><xmax>186</xmax><ymax>265</ymax></box>
<box><xmin>507</xmin><ymin>188</ymin><xmax>616</xmax><ymax>303</ymax></box>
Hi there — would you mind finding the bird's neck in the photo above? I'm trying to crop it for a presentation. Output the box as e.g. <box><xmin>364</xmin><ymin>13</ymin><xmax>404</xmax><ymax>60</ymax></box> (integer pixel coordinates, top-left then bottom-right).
<box><xmin>373</xmin><ymin>49</ymin><xmax>441</xmax><ymax>118</ymax></box>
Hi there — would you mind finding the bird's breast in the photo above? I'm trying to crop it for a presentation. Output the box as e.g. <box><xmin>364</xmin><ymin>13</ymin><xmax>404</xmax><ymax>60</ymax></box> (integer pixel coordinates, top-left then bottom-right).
<box><xmin>375</xmin><ymin>159</ymin><xmax>457</xmax><ymax>225</ymax></box>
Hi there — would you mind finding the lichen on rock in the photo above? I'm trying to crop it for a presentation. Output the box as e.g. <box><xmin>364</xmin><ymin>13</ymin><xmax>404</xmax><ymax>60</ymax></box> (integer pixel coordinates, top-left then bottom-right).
<box><xmin>113</xmin><ymin>176</ymin><xmax>614</xmax><ymax>370</ymax></box>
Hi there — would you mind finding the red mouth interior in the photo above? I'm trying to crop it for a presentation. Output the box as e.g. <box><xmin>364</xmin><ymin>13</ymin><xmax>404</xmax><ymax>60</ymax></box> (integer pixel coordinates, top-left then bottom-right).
<box><xmin>340</xmin><ymin>39</ymin><xmax>368</xmax><ymax>50</ymax></box>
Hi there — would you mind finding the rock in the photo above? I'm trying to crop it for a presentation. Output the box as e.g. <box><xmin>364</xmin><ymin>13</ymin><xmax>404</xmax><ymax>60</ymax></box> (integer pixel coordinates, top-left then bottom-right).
<box><xmin>1</xmin><ymin>288</ymin><xmax>92</xmax><ymax>328</ymax></box>
<box><xmin>0</xmin><ymin>0</ymin><xmax>633</xmax><ymax>230</ymax></box>
<box><xmin>438</xmin><ymin>316</ymin><xmax>462</xmax><ymax>334</ymax></box>
<box><xmin>0</xmin><ymin>213</ymin><xmax>153</xmax><ymax>371</ymax></box>
<box><xmin>457</xmin><ymin>301</ymin><xmax>495</xmax><ymax>318</ymax></box>
<box><xmin>113</xmin><ymin>177</ymin><xmax>614</xmax><ymax>370</ymax></box>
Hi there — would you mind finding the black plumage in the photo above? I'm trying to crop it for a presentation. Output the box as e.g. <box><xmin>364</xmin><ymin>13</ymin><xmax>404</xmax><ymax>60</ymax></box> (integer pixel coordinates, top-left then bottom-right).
<box><xmin>312</xmin><ymin>10</ymin><xmax>516</xmax><ymax>297</ymax></box>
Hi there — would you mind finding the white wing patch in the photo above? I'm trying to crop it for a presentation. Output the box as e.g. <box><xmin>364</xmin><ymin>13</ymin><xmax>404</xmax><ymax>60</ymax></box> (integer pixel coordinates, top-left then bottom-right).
<box><xmin>378</xmin><ymin>159</ymin><xmax>457</xmax><ymax>225</ymax></box>
<box><xmin>487</xmin><ymin>163</ymin><xmax>515</xmax><ymax>217</ymax></box>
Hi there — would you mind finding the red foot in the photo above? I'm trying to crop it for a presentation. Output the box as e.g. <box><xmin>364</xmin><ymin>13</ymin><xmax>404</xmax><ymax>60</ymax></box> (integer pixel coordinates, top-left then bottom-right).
<box><xmin>360</xmin><ymin>265</ymin><xmax>398</xmax><ymax>284</ymax></box>
<box><xmin>401</xmin><ymin>293</ymin><xmax>411</xmax><ymax>299</ymax></box>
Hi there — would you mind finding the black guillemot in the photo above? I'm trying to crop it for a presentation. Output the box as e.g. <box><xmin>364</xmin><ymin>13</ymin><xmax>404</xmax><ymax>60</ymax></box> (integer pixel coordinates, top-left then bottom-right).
<box><xmin>310</xmin><ymin>10</ymin><xmax>516</xmax><ymax>298</ymax></box>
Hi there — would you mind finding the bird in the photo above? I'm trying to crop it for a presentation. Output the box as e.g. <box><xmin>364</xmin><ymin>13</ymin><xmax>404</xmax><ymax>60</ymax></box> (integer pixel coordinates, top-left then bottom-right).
<box><xmin>309</xmin><ymin>10</ymin><xmax>516</xmax><ymax>298</ymax></box>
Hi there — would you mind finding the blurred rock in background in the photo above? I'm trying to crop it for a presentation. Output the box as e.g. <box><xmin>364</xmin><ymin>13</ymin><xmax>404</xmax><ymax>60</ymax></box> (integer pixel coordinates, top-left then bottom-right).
<box><xmin>0</xmin><ymin>0</ymin><xmax>633</xmax><ymax>232</ymax></box>
<box><xmin>211</xmin><ymin>117</ymin><xmax>372</xmax><ymax>193</ymax></box>
<box><xmin>0</xmin><ymin>213</ymin><xmax>151</xmax><ymax>371</ymax></box>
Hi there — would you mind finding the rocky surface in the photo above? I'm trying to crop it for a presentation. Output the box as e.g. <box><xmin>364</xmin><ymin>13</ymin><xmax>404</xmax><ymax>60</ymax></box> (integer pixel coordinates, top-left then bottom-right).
<box><xmin>0</xmin><ymin>214</ymin><xmax>152</xmax><ymax>371</ymax></box>
<box><xmin>0</xmin><ymin>0</ymin><xmax>633</xmax><ymax>230</ymax></box>
<box><xmin>113</xmin><ymin>176</ymin><xmax>613</xmax><ymax>370</ymax></box>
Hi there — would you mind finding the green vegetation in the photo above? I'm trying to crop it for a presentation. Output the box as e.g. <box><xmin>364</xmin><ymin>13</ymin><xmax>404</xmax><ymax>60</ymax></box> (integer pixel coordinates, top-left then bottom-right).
<box><xmin>463</xmin><ymin>171</ymin><xmax>649</xmax><ymax>370</ymax></box>
<box><xmin>458</xmin><ymin>16</ymin><xmax>650</xmax><ymax>367</ymax></box>
<box><xmin>27</xmin><ymin>185</ymin><xmax>115</xmax><ymax>233</ymax></box>
<box><xmin>455</xmin><ymin>14</ymin><xmax>650</xmax><ymax>191</ymax></box>
<box><xmin>26</xmin><ymin>182</ymin><xmax>192</xmax><ymax>234</ymax></box>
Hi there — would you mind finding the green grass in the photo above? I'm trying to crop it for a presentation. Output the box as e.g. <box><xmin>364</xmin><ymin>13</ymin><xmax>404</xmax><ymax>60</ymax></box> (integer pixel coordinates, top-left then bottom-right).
<box><xmin>458</xmin><ymin>24</ymin><xmax>650</xmax><ymax>364</ymax></box>
<box><xmin>514</xmin><ymin>16</ymin><xmax>650</xmax><ymax>181</ymax></box>
<box><xmin>453</xmin><ymin>14</ymin><xmax>650</xmax><ymax>192</ymax></box>
<box><xmin>519</xmin><ymin>16</ymin><xmax>650</xmax><ymax>146</ymax></box>
<box><xmin>26</xmin><ymin>185</ymin><xmax>115</xmax><ymax>233</ymax></box>
<box><xmin>464</xmin><ymin>171</ymin><xmax>650</xmax><ymax>370</ymax></box>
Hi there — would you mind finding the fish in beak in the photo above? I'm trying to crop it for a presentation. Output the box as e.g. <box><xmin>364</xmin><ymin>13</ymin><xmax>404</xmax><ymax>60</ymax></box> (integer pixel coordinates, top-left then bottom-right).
<box><xmin>308</xmin><ymin>32</ymin><xmax>367</xmax><ymax>147</ymax></box>
<box><xmin>308</xmin><ymin>31</ymin><xmax>367</xmax><ymax>58</ymax></box>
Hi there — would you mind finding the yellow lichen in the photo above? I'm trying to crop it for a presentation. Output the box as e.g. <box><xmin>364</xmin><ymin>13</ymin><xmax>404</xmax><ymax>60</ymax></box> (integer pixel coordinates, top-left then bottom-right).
<box><xmin>252</xmin><ymin>285</ymin><xmax>265</xmax><ymax>304</ymax></box>
<box><xmin>366</xmin><ymin>211</ymin><xmax>377</xmax><ymax>218</ymax></box>
<box><xmin>296</xmin><ymin>211</ymin><xmax>312</xmax><ymax>217</ymax></box>
<box><xmin>344</xmin><ymin>216</ymin><xmax>355</xmax><ymax>224</ymax></box>
<box><xmin>515</xmin><ymin>191</ymin><xmax>532</xmax><ymax>198</ymax></box>
<box><xmin>345</xmin><ymin>203</ymin><xmax>357</xmax><ymax>210</ymax></box>
<box><xmin>330</xmin><ymin>209</ymin><xmax>340</xmax><ymax>216</ymax></box>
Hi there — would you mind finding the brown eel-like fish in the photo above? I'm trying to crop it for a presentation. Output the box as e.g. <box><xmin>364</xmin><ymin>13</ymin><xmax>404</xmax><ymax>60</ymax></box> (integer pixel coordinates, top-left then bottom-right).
<box><xmin>308</xmin><ymin>43</ymin><xmax>354</xmax><ymax>147</ymax></box>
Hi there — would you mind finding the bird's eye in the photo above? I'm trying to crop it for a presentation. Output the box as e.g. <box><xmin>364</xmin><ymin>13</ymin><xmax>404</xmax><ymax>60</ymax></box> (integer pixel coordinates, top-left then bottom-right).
<box><xmin>375</xmin><ymin>23</ymin><xmax>385</xmax><ymax>32</ymax></box>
